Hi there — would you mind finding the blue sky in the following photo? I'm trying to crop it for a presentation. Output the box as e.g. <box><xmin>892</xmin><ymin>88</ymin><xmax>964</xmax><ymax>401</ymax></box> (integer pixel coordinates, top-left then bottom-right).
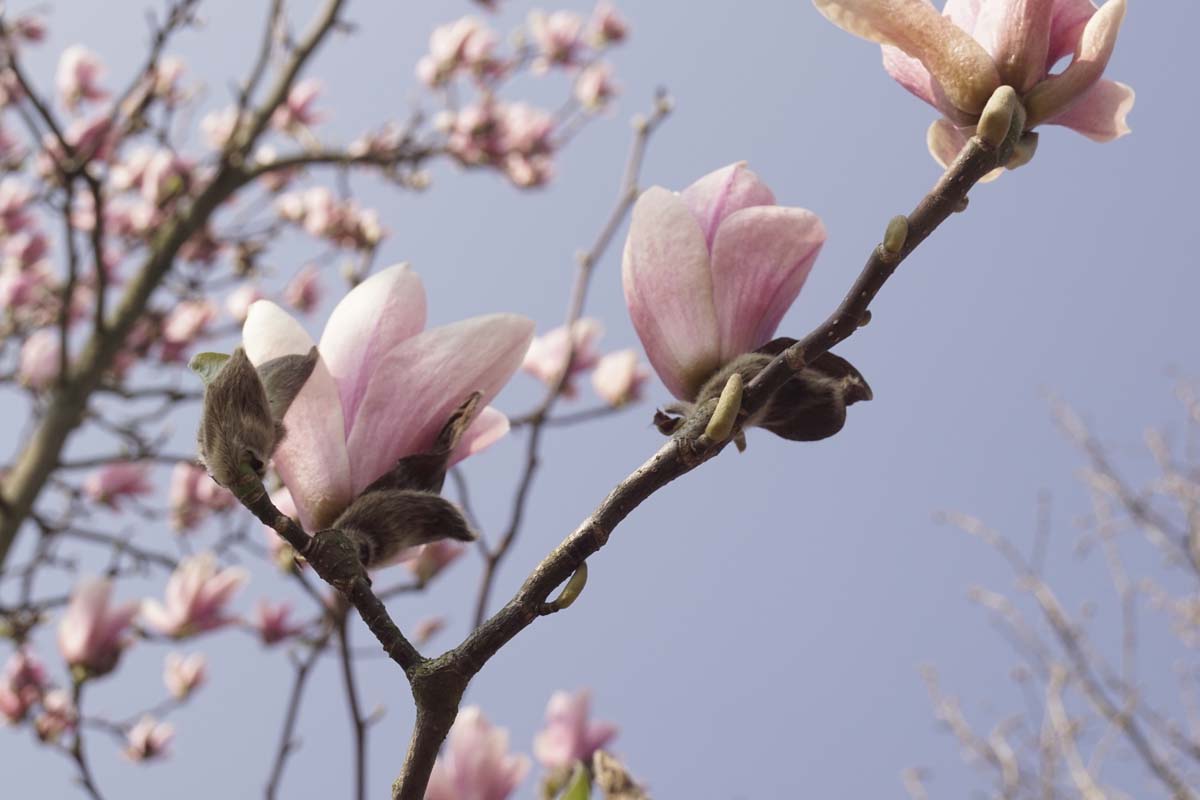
<box><xmin>2</xmin><ymin>1</ymin><xmax>1195</xmax><ymax>798</ymax></box>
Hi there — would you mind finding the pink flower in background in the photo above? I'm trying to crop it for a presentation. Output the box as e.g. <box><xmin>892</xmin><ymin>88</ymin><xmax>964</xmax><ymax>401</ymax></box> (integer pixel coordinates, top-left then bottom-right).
<box><xmin>441</xmin><ymin>101</ymin><xmax>557</xmax><ymax>187</ymax></box>
<box><xmin>588</xmin><ymin>2</ymin><xmax>629</xmax><ymax>46</ymax></box>
<box><xmin>200</xmin><ymin>106</ymin><xmax>241</xmax><ymax>150</ymax></box>
<box><xmin>404</xmin><ymin>540</ymin><xmax>466</xmax><ymax>583</ymax></box>
<box><xmin>83</xmin><ymin>462</ymin><xmax>152</xmax><ymax>508</ymax></box>
<box><xmin>18</xmin><ymin>329</ymin><xmax>60</xmax><ymax>391</ymax></box>
<box><xmin>521</xmin><ymin>318</ymin><xmax>603</xmax><ymax>397</ymax></box>
<box><xmin>426</xmin><ymin>706</ymin><xmax>530</xmax><ymax>800</ymax></box>
<box><xmin>591</xmin><ymin>349</ymin><xmax>648</xmax><ymax>407</ymax></box>
<box><xmin>272</xmin><ymin>78</ymin><xmax>325</xmax><ymax>133</ymax></box>
<box><xmin>275</xmin><ymin>187</ymin><xmax>385</xmax><ymax>250</ymax></box>
<box><xmin>255</xmin><ymin>600</ymin><xmax>302</xmax><ymax>645</ymax></box>
<box><xmin>412</xmin><ymin>616</ymin><xmax>446</xmax><ymax>646</ymax></box>
<box><xmin>150</xmin><ymin>56</ymin><xmax>187</xmax><ymax>107</ymax></box>
<box><xmin>140</xmin><ymin>149</ymin><xmax>192</xmax><ymax>206</ymax></box>
<box><xmin>57</xmin><ymin>578</ymin><xmax>139</xmax><ymax>677</ymax></box>
<box><xmin>575</xmin><ymin>62</ymin><xmax>618</xmax><ymax>111</ymax></box>
<box><xmin>417</xmin><ymin>17</ymin><xmax>504</xmax><ymax>87</ymax></box>
<box><xmin>169</xmin><ymin>462</ymin><xmax>235</xmax><ymax>531</ymax></box>
<box><xmin>0</xmin><ymin>649</ymin><xmax>48</xmax><ymax>723</ymax></box>
<box><xmin>283</xmin><ymin>264</ymin><xmax>322</xmax><ymax>313</ymax></box>
<box><xmin>0</xmin><ymin>178</ymin><xmax>34</xmax><ymax>232</ymax></box>
<box><xmin>225</xmin><ymin>284</ymin><xmax>266</xmax><ymax>323</ymax></box>
<box><xmin>160</xmin><ymin>298</ymin><xmax>216</xmax><ymax>362</ymax></box>
<box><xmin>622</xmin><ymin>162</ymin><xmax>826</xmax><ymax>400</ymax></box>
<box><xmin>242</xmin><ymin>263</ymin><xmax>533</xmax><ymax>530</ymax></box>
<box><xmin>34</xmin><ymin>689</ymin><xmax>77</xmax><ymax>741</ymax></box>
<box><xmin>124</xmin><ymin>716</ymin><xmax>173</xmax><ymax>761</ymax></box>
<box><xmin>528</xmin><ymin>10</ymin><xmax>584</xmax><ymax>71</ymax></box>
<box><xmin>142</xmin><ymin>554</ymin><xmax>248</xmax><ymax>638</ymax></box>
<box><xmin>11</xmin><ymin>15</ymin><xmax>46</xmax><ymax>44</ymax></box>
<box><xmin>533</xmin><ymin>689</ymin><xmax>617</xmax><ymax>771</ymax></box>
<box><xmin>56</xmin><ymin>46</ymin><xmax>108</xmax><ymax>110</ymax></box>
<box><xmin>813</xmin><ymin>0</ymin><xmax>1132</xmax><ymax>169</ymax></box>
<box><xmin>5</xmin><ymin>231</ymin><xmax>49</xmax><ymax>268</ymax></box>
<box><xmin>163</xmin><ymin>652</ymin><xmax>206</xmax><ymax>699</ymax></box>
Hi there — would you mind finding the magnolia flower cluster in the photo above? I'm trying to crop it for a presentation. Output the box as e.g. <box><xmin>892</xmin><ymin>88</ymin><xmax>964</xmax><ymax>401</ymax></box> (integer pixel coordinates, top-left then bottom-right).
<box><xmin>521</xmin><ymin>318</ymin><xmax>649</xmax><ymax>406</ymax></box>
<box><xmin>276</xmin><ymin>187</ymin><xmax>385</xmax><ymax>251</ymax></box>
<box><xmin>813</xmin><ymin>0</ymin><xmax>1132</xmax><ymax>169</ymax></box>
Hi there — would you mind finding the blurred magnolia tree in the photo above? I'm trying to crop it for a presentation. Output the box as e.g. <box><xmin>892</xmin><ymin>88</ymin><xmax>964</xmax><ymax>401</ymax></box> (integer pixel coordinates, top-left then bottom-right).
<box><xmin>0</xmin><ymin>0</ymin><xmax>1146</xmax><ymax>799</ymax></box>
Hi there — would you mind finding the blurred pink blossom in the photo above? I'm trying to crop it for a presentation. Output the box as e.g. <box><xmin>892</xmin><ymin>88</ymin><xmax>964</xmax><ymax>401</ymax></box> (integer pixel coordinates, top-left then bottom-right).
<box><xmin>416</xmin><ymin>17</ymin><xmax>504</xmax><ymax>87</ymax></box>
<box><xmin>528</xmin><ymin>10</ymin><xmax>584</xmax><ymax>71</ymax></box>
<box><xmin>272</xmin><ymin>78</ymin><xmax>325</xmax><ymax>133</ymax></box>
<box><xmin>255</xmin><ymin>600</ymin><xmax>302</xmax><ymax>646</ymax></box>
<box><xmin>0</xmin><ymin>649</ymin><xmax>48</xmax><ymax>724</ymax></box>
<box><xmin>0</xmin><ymin>178</ymin><xmax>33</xmax><ymax>232</ymax></box>
<box><xmin>18</xmin><ymin>329</ymin><xmax>61</xmax><ymax>391</ymax></box>
<box><xmin>225</xmin><ymin>284</ymin><xmax>267</xmax><ymax>324</ymax></box>
<box><xmin>442</xmin><ymin>101</ymin><xmax>556</xmax><ymax>187</ymax></box>
<box><xmin>533</xmin><ymin>689</ymin><xmax>617</xmax><ymax>771</ymax></box>
<box><xmin>622</xmin><ymin>162</ymin><xmax>825</xmax><ymax>400</ymax></box>
<box><xmin>150</xmin><ymin>56</ymin><xmax>187</xmax><ymax>107</ymax></box>
<box><xmin>56</xmin><ymin>45</ymin><xmax>108</xmax><ymax>110</ymax></box>
<box><xmin>163</xmin><ymin>652</ymin><xmax>206</xmax><ymax>699</ymax></box>
<box><xmin>11</xmin><ymin>15</ymin><xmax>46</xmax><ymax>44</ymax></box>
<box><xmin>58</xmin><ymin>577</ymin><xmax>139</xmax><ymax>677</ymax></box>
<box><xmin>404</xmin><ymin>540</ymin><xmax>466</xmax><ymax>583</ymax></box>
<box><xmin>575</xmin><ymin>62</ymin><xmax>618</xmax><ymax>111</ymax></box>
<box><xmin>275</xmin><ymin>187</ymin><xmax>384</xmax><ymax>250</ymax></box>
<box><xmin>411</xmin><ymin>616</ymin><xmax>446</xmax><ymax>646</ymax></box>
<box><xmin>283</xmin><ymin>265</ymin><xmax>322</xmax><ymax>314</ymax></box>
<box><xmin>169</xmin><ymin>462</ymin><xmax>236</xmax><ymax>531</ymax></box>
<box><xmin>160</xmin><ymin>298</ymin><xmax>216</xmax><ymax>362</ymax></box>
<box><xmin>124</xmin><ymin>716</ymin><xmax>173</xmax><ymax>761</ymax></box>
<box><xmin>142</xmin><ymin>554</ymin><xmax>248</xmax><ymax>638</ymax></box>
<box><xmin>591</xmin><ymin>349</ymin><xmax>648</xmax><ymax>407</ymax></box>
<box><xmin>34</xmin><ymin>689</ymin><xmax>77</xmax><ymax>741</ymax></box>
<box><xmin>140</xmin><ymin>149</ymin><xmax>192</xmax><ymax>207</ymax></box>
<box><xmin>200</xmin><ymin>106</ymin><xmax>242</xmax><ymax>150</ymax></box>
<box><xmin>426</xmin><ymin>706</ymin><xmax>530</xmax><ymax>800</ymax></box>
<box><xmin>241</xmin><ymin>264</ymin><xmax>532</xmax><ymax>530</ymax></box>
<box><xmin>83</xmin><ymin>462</ymin><xmax>152</xmax><ymax>508</ymax></box>
<box><xmin>588</xmin><ymin>2</ymin><xmax>629</xmax><ymax>46</ymax></box>
<box><xmin>521</xmin><ymin>318</ymin><xmax>603</xmax><ymax>397</ymax></box>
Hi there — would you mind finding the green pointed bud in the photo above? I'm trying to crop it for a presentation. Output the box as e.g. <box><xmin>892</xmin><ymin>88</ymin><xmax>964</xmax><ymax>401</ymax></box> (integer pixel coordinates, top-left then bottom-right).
<box><xmin>560</xmin><ymin>763</ymin><xmax>592</xmax><ymax>800</ymax></box>
<box><xmin>976</xmin><ymin>86</ymin><xmax>1020</xmax><ymax>147</ymax></box>
<box><xmin>550</xmin><ymin>562</ymin><xmax>588</xmax><ymax>611</ymax></box>
<box><xmin>704</xmin><ymin>372</ymin><xmax>743</xmax><ymax>443</ymax></box>
<box><xmin>882</xmin><ymin>216</ymin><xmax>908</xmax><ymax>255</ymax></box>
<box><xmin>188</xmin><ymin>352</ymin><xmax>231</xmax><ymax>386</ymax></box>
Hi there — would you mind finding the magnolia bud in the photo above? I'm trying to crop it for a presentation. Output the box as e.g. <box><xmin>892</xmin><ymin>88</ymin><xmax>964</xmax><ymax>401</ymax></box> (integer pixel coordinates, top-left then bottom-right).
<box><xmin>332</xmin><ymin>490</ymin><xmax>475</xmax><ymax>569</ymax></box>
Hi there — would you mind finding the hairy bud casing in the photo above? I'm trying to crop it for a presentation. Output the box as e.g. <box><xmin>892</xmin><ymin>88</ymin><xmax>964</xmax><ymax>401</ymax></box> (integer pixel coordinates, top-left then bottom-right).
<box><xmin>332</xmin><ymin>489</ymin><xmax>476</xmax><ymax>569</ymax></box>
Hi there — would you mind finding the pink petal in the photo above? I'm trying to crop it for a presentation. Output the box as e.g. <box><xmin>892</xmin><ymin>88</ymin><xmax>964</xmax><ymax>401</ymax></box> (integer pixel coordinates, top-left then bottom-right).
<box><xmin>622</xmin><ymin>187</ymin><xmax>720</xmax><ymax>400</ymax></box>
<box><xmin>882</xmin><ymin>44</ymin><xmax>938</xmax><ymax>108</ymax></box>
<box><xmin>926</xmin><ymin>119</ymin><xmax>1004</xmax><ymax>182</ymax></box>
<box><xmin>709</xmin><ymin>206</ymin><xmax>825</xmax><ymax>361</ymax></box>
<box><xmin>813</xmin><ymin>0</ymin><xmax>1000</xmax><ymax>114</ymax></box>
<box><xmin>943</xmin><ymin>0</ymin><xmax>985</xmax><ymax>31</ymax></box>
<box><xmin>1045</xmin><ymin>78</ymin><xmax>1132</xmax><ymax>141</ymax></box>
<box><xmin>1025</xmin><ymin>0</ymin><xmax>1125</xmax><ymax>128</ymax></box>
<box><xmin>449</xmin><ymin>406</ymin><xmax>509</xmax><ymax>466</ymax></box>
<box><xmin>679</xmin><ymin>162</ymin><xmax>775</xmax><ymax>249</ymax></box>
<box><xmin>317</xmin><ymin>263</ymin><xmax>427</xmax><ymax>434</ymax></box>
<box><xmin>974</xmin><ymin>0</ymin><xmax>1055</xmax><ymax>92</ymax></box>
<box><xmin>345</xmin><ymin>314</ymin><xmax>533</xmax><ymax>493</ymax></box>
<box><xmin>243</xmin><ymin>301</ymin><xmax>352</xmax><ymax>529</ymax></box>
<box><xmin>1047</xmin><ymin>0</ymin><xmax>1098</xmax><ymax>68</ymax></box>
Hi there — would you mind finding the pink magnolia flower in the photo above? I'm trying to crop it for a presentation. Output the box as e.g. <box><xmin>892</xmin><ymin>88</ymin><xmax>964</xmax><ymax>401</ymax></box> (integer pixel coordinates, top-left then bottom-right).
<box><xmin>255</xmin><ymin>600</ymin><xmax>302</xmax><ymax>645</ymax></box>
<box><xmin>272</xmin><ymin>78</ymin><xmax>325</xmax><ymax>133</ymax></box>
<box><xmin>426</xmin><ymin>706</ymin><xmax>531</xmax><ymax>800</ymax></box>
<box><xmin>163</xmin><ymin>652</ymin><xmax>206</xmax><ymax>699</ymax></box>
<box><xmin>404</xmin><ymin>540</ymin><xmax>465</xmax><ymax>583</ymax></box>
<box><xmin>416</xmin><ymin>17</ymin><xmax>504</xmax><ymax>87</ymax></box>
<box><xmin>441</xmin><ymin>101</ymin><xmax>557</xmax><ymax>187</ymax></box>
<box><xmin>18</xmin><ymin>329</ymin><xmax>61</xmax><ymax>391</ymax></box>
<box><xmin>813</xmin><ymin>0</ymin><xmax>1132</xmax><ymax>169</ymax></box>
<box><xmin>588</xmin><ymin>2</ymin><xmax>629</xmax><ymax>46</ymax></box>
<box><xmin>283</xmin><ymin>264</ymin><xmax>322</xmax><ymax>313</ymax></box>
<box><xmin>57</xmin><ymin>578</ymin><xmax>139</xmax><ymax>677</ymax></box>
<box><xmin>0</xmin><ymin>178</ymin><xmax>34</xmax><ymax>232</ymax></box>
<box><xmin>169</xmin><ymin>462</ymin><xmax>235</xmax><ymax>531</ymax></box>
<box><xmin>521</xmin><ymin>319</ymin><xmax>603</xmax><ymax>397</ymax></box>
<box><xmin>150</xmin><ymin>57</ymin><xmax>187</xmax><ymax>107</ymax></box>
<box><xmin>34</xmin><ymin>689</ymin><xmax>77</xmax><ymax>741</ymax></box>
<box><xmin>83</xmin><ymin>461</ymin><xmax>152</xmax><ymax>508</ymax></box>
<box><xmin>160</xmin><ymin>298</ymin><xmax>216</xmax><ymax>362</ymax></box>
<box><xmin>241</xmin><ymin>263</ymin><xmax>533</xmax><ymax>530</ymax></box>
<box><xmin>528</xmin><ymin>10</ymin><xmax>584</xmax><ymax>71</ymax></box>
<box><xmin>533</xmin><ymin>689</ymin><xmax>617</xmax><ymax>771</ymax></box>
<box><xmin>575</xmin><ymin>62</ymin><xmax>618</xmax><ymax>111</ymax></box>
<box><xmin>142</xmin><ymin>554</ymin><xmax>248</xmax><ymax>638</ymax></box>
<box><xmin>56</xmin><ymin>45</ymin><xmax>108</xmax><ymax>110</ymax></box>
<box><xmin>225</xmin><ymin>284</ymin><xmax>266</xmax><ymax>323</ymax></box>
<box><xmin>591</xmin><ymin>349</ymin><xmax>648</xmax><ymax>407</ymax></box>
<box><xmin>124</xmin><ymin>715</ymin><xmax>173</xmax><ymax>761</ymax></box>
<box><xmin>276</xmin><ymin>187</ymin><xmax>385</xmax><ymax>250</ymax></box>
<box><xmin>622</xmin><ymin>162</ymin><xmax>825</xmax><ymax>400</ymax></box>
<box><xmin>5</xmin><ymin>231</ymin><xmax>49</xmax><ymax>268</ymax></box>
<box><xmin>140</xmin><ymin>149</ymin><xmax>192</xmax><ymax>207</ymax></box>
<box><xmin>200</xmin><ymin>106</ymin><xmax>242</xmax><ymax>150</ymax></box>
<box><xmin>0</xmin><ymin>649</ymin><xmax>48</xmax><ymax>723</ymax></box>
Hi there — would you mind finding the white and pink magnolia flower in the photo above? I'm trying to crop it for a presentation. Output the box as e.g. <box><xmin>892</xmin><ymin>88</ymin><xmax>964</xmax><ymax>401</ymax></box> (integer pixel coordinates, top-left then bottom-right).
<box><xmin>255</xmin><ymin>600</ymin><xmax>302</xmax><ymax>645</ymax></box>
<box><xmin>426</xmin><ymin>706</ymin><xmax>531</xmax><ymax>800</ymax></box>
<box><xmin>521</xmin><ymin>318</ymin><xmax>603</xmax><ymax>397</ymax></box>
<box><xmin>272</xmin><ymin>78</ymin><xmax>325</xmax><ymax>133</ymax></box>
<box><xmin>622</xmin><ymin>162</ymin><xmax>826</xmax><ymax>400</ymax></box>
<box><xmin>169</xmin><ymin>462</ymin><xmax>235</xmax><ymax>531</ymax></box>
<box><xmin>163</xmin><ymin>652</ymin><xmax>206</xmax><ymax>699</ymax></box>
<box><xmin>57</xmin><ymin>578</ymin><xmax>139</xmax><ymax>677</ymax></box>
<box><xmin>124</xmin><ymin>715</ymin><xmax>173</xmax><ymax>761</ymax></box>
<box><xmin>275</xmin><ymin>187</ymin><xmax>384</xmax><ymax>250</ymax></box>
<box><xmin>591</xmin><ymin>349</ymin><xmax>648</xmax><ymax>407</ymax></box>
<box><xmin>575</xmin><ymin>62</ymin><xmax>618</xmax><ymax>111</ymax></box>
<box><xmin>241</xmin><ymin>263</ymin><xmax>533</xmax><ymax>530</ymax></box>
<box><xmin>533</xmin><ymin>689</ymin><xmax>617</xmax><ymax>771</ymax></box>
<box><xmin>528</xmin><ymin>10</ymin><xmax>584</xmax><ymax>71</ymax></box>
<box><xmin>417</xmin><ymin>17</ymin><xmax>504</xmax><ymax>87</ymax></box>
<box><xmin>83</xmin><ymin>462</ymin><xmax>153</xmax><ymax>508</ymax></box>
<box><xmin>283</xmin><ymin>264</ymin><xmax>322</xmax><ymax>314</ymax></box>
<box><xmin>404</xmin><ymin>540</ymin><xmax>465</xmax><ymax>583</ymax></box>
<box><xmin>588</xmin><ymin>2</ymin><xmax>629</xmax><ymax>46</ymax></box>
<box><xmin>142</xmin><ymin>554</ymin><xmax>248</xmax><ymax>638</ymax></box>
<box><xmin>56</xmin><ymin>45</ymin><xmax>108</xmax><ymax>110</ymax></box>
<box><xmin>0</xmin><ymin>649</ymin><xmax>48</xmax><ymax>724</ymax></box>
<box><xmin>812</xmin><ymin>0</ymin><xmax>1132</xmax><ymax>168</ymax></box>
<box><xmin>18</xmin><ymin>329</ymin><xmax>61</xmax><ymax>391</ymax></box>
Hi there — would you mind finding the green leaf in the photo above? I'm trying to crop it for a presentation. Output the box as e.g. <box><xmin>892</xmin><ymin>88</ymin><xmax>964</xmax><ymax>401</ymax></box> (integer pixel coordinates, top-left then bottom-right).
<box><xmin>559</xmin><ymin>764</ymin><xmax>591</xmax><ymax>800</ymax></box>
<box><xmin>188</xmin><ymin>352</ymin><xmax>231</xmax><ymax>385</ymax></box>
